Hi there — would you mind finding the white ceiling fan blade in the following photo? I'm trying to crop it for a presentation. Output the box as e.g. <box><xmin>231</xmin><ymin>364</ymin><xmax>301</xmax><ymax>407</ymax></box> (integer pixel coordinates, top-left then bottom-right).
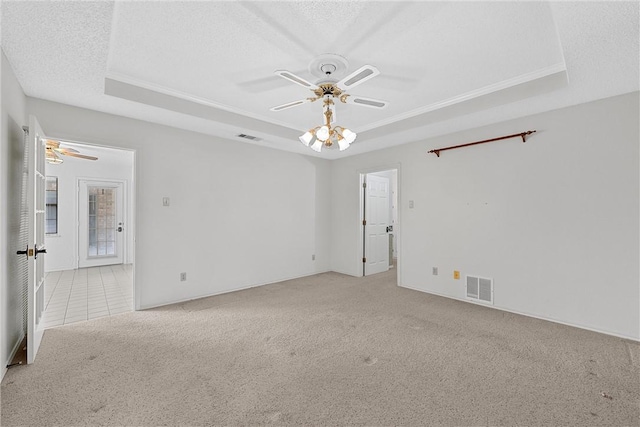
<box><xmin>270</xmin><ymin>98</ymin><xmax>312</xmax><ymax>112</ymax></box>
<box><xmin>336</xmin><ymin>65</ymin><xmax>380</xmax><ymax>91</ymax></box>
<box><xmin>61</xmin><ymin>152</ymin><xmax>98</xmax><ymax>161</ymax></box>
<box><xmin>274</xmin><ymin>70</ymin><xmax>319</xmax><ymax>90</ymax></box>
<box><xmin>343</xmin><ymin>95</ymin><xmax>388</xmax><ymax>109</ymax></box>
<box><xmin>54</xmin><ymin>146</ymin><xmax>79</xmax><ymax>154</ymax></box>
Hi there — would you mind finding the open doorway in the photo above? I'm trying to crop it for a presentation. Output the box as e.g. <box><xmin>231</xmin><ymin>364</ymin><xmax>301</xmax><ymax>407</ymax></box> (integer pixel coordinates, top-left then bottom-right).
<box><xmin>360</xmin><ymin>168</ymin><xmax>399</xmax><ymax>277</ymax></box>
<box><xmin>42</xmin><ymin>140</ymin><xmax>135</xmax><ymax>329</ymax></box>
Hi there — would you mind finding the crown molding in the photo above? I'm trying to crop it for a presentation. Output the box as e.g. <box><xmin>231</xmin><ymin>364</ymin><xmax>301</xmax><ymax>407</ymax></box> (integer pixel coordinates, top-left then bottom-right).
<box><xmin>356</xmin><ymin>62</ymin><xmax>568</xmax><ymax>133</ymax></box>
<box><xmin>104</xmin><ymin>71</ymin><xmax>302</xmax><ymax>132</ymax></box>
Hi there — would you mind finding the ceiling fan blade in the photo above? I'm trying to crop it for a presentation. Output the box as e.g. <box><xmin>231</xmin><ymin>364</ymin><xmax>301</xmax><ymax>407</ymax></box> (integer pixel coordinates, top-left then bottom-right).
<box><xmin>237</xmin><ymin>69</ymin><xmax>307</xmax><ymax>93</ymax></box>
<box><xmin>270</xmin><ymin>98</ymin><xmax>312</xmax><ymax>112</ymax></box>
<box><xmin>237</xmin><ymin>75</ymin><xmax>288</xmax><ymax>93</ymax></box>
<box><xmin>274</xmin><ymin>70</ymin><xmax>319</xmax><ymax>90</ymax></box>
<box><xmin>61</xmin><ymin>152</ymin><xmax>98</xmax><ymax>161</ymax></box>
<box><xmin>46</xmin><ymin>148</ymin><xmax>64</xmax><ymax>164</ymax></box>
<box><xmin>342</xmin><ymin>95</ymin><xmax>388</xmax><ymax>109</ymax></box>
<box><xmin>46</xmin><ymin>139</ymin><xmax>60</xmax><ymax>148</ymax></box>
<box><xmin>336</xmin><ymin>65</ymin><xmax>380</xmax><ymax>91</ymax></box>
<box><xmin>54</xmin><ymin>147</ymin><xmax>79</xmax><ymax>154</ymax></box>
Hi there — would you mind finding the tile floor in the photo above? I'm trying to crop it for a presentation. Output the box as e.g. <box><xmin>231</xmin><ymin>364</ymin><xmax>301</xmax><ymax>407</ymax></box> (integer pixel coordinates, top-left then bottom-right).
<box><xmin>41</xmin><ymin>264</ymin><xmax>133</xmax><ymax>329</ymax></box>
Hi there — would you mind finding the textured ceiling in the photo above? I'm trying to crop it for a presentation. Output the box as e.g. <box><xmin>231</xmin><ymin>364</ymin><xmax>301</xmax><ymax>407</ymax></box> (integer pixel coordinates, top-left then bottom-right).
<box><xmin>1</xmin><ymin>1</ymin><xmax>638</xmax><ymax>158</ymax></box>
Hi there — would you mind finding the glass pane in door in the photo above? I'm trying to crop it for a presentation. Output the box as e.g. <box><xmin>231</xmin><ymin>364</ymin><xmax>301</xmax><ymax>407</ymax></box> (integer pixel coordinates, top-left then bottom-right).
<box><xmin>88</xmin><ymin>187</ymin><xmax>116</xmax><ymax>257</ymax></box>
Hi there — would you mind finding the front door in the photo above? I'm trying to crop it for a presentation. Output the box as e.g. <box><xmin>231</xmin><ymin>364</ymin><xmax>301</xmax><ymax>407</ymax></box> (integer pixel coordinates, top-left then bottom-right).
<box><xmin>364</xmin><ymin>173</ymin><xmax>390</xmax><ymax>276</ymax></box>
<box><xmin>78</xmin><ymin>180</ymin><xmax>125</xmax><ymax>268</ymax></box>
<box><xmin>26</xmin><ymin>115</ymin><xmax>47</xmax><ymax>364</ymax></box>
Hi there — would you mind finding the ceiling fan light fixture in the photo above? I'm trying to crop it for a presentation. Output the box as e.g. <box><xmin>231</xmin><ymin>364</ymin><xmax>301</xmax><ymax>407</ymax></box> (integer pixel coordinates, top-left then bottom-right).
<box><xmin>47</xmin><ymin>156</ymin><xmax>63</xmax><ymax>165</ymax></box>
<box><xmin>46</xmin><ymin>148</ymin><xmax>63</xmax><ymax>164</ymax></box>
<box><xmin>310</xmin><ymin>139</ymin><xmax>323</xmax><ymax>152</ymax></box>
<box><xmin>299</xmin><ymin>130</ymin><xmax>315</xmax><ymax>146</ymax></box>
<box><xmin>341</xmin><ymin>128</ymin><xmax>357</xmax><ymax>145</ymax></box>
<box><xmin>337</xmin><ymin>135</ymin><xmax>350</xmax><ymax>151</ymax></box>
<box><xmin>316</xmin><ymin>125</ymin><xmax>330</xmax><ymax>142</ymax></box>
<box><xmin>299</xmin><ymin>98</ymin><xmax>358</xmax><ymax>153</ymax></box>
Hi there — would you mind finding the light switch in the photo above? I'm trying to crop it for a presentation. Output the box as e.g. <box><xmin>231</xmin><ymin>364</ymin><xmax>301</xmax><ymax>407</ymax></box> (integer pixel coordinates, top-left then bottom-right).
<box><xmin>162</xmin><ymin>197</ymin><xmax>170</xmax><ymax>206</ymax></box>
<box><xmin>453</xmin><ymin>270</ymin><xmax>460</xmax><ymax>280</ymax></box>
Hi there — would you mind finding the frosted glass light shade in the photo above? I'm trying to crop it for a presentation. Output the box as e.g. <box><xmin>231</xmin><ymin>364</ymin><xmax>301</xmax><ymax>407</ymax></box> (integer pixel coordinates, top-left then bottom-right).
<box><xmin>299</xmin><ymin>131</ymin><xmax>314</xmax><ymax>146</ymax></box>
<box><xmin>310</xmin><ymin>140</ymin><xmax>323</xmax><ymax>152</ymax></box>
<box><xmin>316</xmin><ymin>126</ymin><xmax>330</xmax><ymax>141</ymax></box>
<box><xmin>338</xmin><ymin>137</ymin><xmax>350</xmax><ymax>151</ymax></box>
<box><xmin>342</xmin><ymin>128</ymin><xmax>357</xmax><ymax>144</ymax></box>
<box><xmin>47</xmin><ymin>157</ymin><xmax>63</xmax><ymax>164</ymax></box>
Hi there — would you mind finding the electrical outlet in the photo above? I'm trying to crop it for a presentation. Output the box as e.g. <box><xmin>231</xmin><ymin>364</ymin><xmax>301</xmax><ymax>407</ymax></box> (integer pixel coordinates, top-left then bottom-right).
<box><xmin>311</xmin><ymin>254</ymin><xmax>316</xmax><ymax>261</ymax></box>
<box><xmin>180</xmin><ymin>272</ymin><xmax>187</xmax><ymax>281</ymax></box>
<box><xmin>453</xmin><ymin>270</ymin><xmax>460</xmax><ymax>280</ymax></box>
<box><xmin>432</xmin><ymin>267</ymin><xmax>438</xmax><ymax>275</ymax></box>
<box><xmin>162</xmin><ymin>197</ymin><xmax>170</xmax><ymax>207</ymax></box>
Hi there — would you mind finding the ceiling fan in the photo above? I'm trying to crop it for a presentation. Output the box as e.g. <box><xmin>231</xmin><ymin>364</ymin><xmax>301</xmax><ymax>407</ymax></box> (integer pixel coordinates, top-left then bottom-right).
<box><xmin>45</xmin><ymin>140</ymin><xmax>98</xmax><ymax>164</ymax></box>
<box><xmin>269</xmin><ymin>54</ymin><xmax>388</xmax><ymax>152</ymax></box>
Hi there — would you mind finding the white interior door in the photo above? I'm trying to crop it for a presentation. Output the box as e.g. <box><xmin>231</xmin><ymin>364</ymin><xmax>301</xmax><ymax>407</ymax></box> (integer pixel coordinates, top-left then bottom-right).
<box><xmin>364</xmin><ymin>174</ymin><xmax>390</xmax><ymax>276</ymax></box>
<box><xmin>78</xmin><ymin>180</ymin><xmax>124</xmax><ymax>268</ymax></box>
<box><xmin>27</xmin><ymin>115</ymin><xmax>47</xmax><ymax>364</ymax></box>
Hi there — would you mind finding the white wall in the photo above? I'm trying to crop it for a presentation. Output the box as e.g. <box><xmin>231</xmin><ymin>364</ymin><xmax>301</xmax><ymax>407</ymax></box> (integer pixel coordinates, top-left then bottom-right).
<box><xmin>5</xmin><ymin>72</ymin><xmax>636</xmax><ymax>365</ymax></box>
<box><xmin>27</xmin><ymin>98</ymin><xmax>332</xmax><ymax>309</ymax></box>
<box><xmin>331</xmin><ymin>92</ymin><xmax>639</xmax><ymax>340</ymax></box>
<box><xmin>1</xmin><ymin>51</ymin><xmax>27</xmax><ymax>378</ymax></box>
<box><xmin>44</xmin><ymin>144</ymin><xmax>134</xmax><ymax>271</ymax></box>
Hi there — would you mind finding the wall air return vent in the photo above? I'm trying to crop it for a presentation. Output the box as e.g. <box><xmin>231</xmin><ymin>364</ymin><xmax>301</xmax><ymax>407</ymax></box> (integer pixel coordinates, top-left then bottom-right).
<box><xmin>236</xmin><ymin>134</ymin><xmax>261</xmax><ymax>141</ymax></box>
<box><xmin>466</xmin><ymin>275</ymin><xmax>493</xmax><ymax>304</ymax></box>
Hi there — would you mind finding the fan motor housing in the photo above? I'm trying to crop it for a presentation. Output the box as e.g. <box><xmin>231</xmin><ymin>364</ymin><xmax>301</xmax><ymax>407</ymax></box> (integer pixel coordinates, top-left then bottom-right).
<box><xmin>309</xmin><ymin>54</ymin><xmax>349</xmax><ymax>83</ymax></box>
<box><xmin>314</xmin><ymin>83</ymin><xmax>342</xmax><ymax>98</ymax></box>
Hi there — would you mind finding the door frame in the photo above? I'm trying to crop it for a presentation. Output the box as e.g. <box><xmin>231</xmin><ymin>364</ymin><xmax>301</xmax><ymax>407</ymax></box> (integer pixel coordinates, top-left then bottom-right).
<box><xmin>77</xmin><ymin>178</ymin><xmax>127</xmax><ymax>268</ymax></box>
<box><xmin>358</xmin><ymin>163</ymin><xmax>402</xmax><ymax>284</ymax></box>
<box><xmin>44</xmin><ymin>137</ymin><xmax>138</xmax><ymax>311</ymax></box>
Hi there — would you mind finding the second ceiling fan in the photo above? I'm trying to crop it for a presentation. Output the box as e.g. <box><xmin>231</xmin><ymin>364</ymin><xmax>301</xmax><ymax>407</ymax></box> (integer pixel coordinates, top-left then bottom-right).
<box><xmin>46</xmin><ymin>140</ymin><xmax>98</xmax><ymax>164</ymax></box>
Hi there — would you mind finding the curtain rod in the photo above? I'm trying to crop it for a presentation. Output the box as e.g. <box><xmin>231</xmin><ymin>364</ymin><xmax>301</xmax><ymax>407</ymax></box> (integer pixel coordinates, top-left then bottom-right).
<box><xmin>428</xmin><ymin>130</ymin><xmax>536</xmax><ymax>157</ymax></box>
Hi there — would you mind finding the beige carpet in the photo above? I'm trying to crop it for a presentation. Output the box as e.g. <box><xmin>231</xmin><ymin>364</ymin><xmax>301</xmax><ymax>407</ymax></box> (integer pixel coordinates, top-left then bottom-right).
<box><xmin>2</xmin><ymin>269</ymin><xmax>638</xmax><ymax>426</ymax></box>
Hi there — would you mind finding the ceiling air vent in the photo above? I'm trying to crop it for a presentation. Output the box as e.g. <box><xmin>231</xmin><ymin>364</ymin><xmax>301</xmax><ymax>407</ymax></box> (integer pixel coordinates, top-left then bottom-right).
<box><xmin>236</xmin><ymin>133</ymin><xmax>261</xmax><ymax>141</ymax></box>
<box><xmin>466</xmin><ymin>275</ymin><xmax>493</xmax><ymax>304</ymax></box>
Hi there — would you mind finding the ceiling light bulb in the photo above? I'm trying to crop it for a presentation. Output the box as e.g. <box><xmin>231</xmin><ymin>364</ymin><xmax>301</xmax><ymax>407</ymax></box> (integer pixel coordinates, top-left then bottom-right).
<box><xmin>342</xmin><ymin>128</ymin><xmax>357</xmax><ymax>145</ymax></box>
<box><xmin>338</xmin><ymin>136</ymin><xmax>350</xmax><ymax>151</ymax></box>
<box><xmin>47</xmin><ymin>157</ymin><xmax>63</xmax><ymax>165</ymax></box>
<box><xmin>316</xmin><ymin>126</ymin><xmax>330</xmax><ymax>141</ymax></box>
<box><xmin>299</xmin><ymin>131</ymin><xmax>314</xmax><ymax>146</ymax></box>
<box><xmin>310</xmin><ymin>140</ymin><xmax>323</xmax><ymax>152</ymax></box>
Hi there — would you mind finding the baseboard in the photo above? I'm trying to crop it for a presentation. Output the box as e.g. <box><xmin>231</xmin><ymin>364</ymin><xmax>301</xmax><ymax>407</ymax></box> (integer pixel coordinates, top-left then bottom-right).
<box><xmin>139</xmin><ymin>269</ymin><xmax>332</xmax><ymax>310</ymax></box>
<box><xmin>330</xmin><ymin>268</ymin><xmax>361</xmax><ymax>278</ymax></box>
<box><xmin>2</xmin><ymin>331</ymin><xmax>25</xmax><ymax>381</ymax></box>
<box><xmin>399</xmin><ymin>284</ymin><xmax>639</xmax><ymax>342</ymax></box>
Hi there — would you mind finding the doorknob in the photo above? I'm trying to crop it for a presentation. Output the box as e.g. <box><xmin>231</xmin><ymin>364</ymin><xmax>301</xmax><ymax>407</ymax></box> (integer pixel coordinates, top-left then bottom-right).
<box><xmin>34</xmin><ymin>246</ymin><xmax>47</xmax><ymax>260</ymax></box>
<box><xmin>117</xmin><ymin>226</ymin><xmax>123</xmax><ymax>232</ymax></box>
<box><xmin>16</xmin><ymin>246</ymin><xmax>29</xmax><ymax>259</ymax></box>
